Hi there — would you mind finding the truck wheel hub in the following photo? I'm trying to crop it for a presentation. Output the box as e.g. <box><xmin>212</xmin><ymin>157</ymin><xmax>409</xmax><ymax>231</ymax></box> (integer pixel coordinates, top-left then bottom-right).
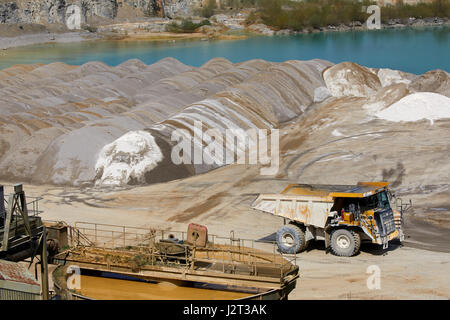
<box><xmin>282</xmin><ymin>233</ymin><xmax>295</xmax><ymax>247</ymax></box>
<box><xmin>336</xmin><ymin>235</ymin><xmax>350</xmax><ymax>249</ymax></box>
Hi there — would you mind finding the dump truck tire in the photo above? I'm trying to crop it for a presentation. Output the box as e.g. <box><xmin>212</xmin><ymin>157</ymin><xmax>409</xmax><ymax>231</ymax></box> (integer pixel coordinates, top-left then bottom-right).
<box><xmin>330</xmin><ymin>229</ymin><xmax>361</xmax><ymax>257</ymax></box>
<box><xmin>354</xmin><ymin>231</ymin><xmax>361</xmax><ymax>253</ymax></box>
<box><xmin>276</xmin><ymin>224</ymin><xmax>306</xmax><ymax>254</ymax></box>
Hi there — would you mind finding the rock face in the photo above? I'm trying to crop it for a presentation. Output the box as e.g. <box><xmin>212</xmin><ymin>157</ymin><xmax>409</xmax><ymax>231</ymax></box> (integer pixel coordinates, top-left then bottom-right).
<box><xmin>0</xmin><ymin>2</ymin><xmax>19</xmax><ymax>23</ymax></box>
<box><xmin>164</xmin><ymin>0</ymin><xmax>200</xmax><ymax>18</ymax></box>
<box><xmin>0</xmin><ymin>0</ymin><xmax>120</xmax><ymax>24</ymax></box>
<box><xmin>0</xmin><ymin>0</ymin><xmax>200</xmax><ymax>25</ymax></box>
<box><xmin>247</xmin><ymin>23</ymin><xmax>275</xmax><ymax>35</ymax></box>
<box><xmin>210</xmin><ymin>13</ymin><xmax>245</xmax><ymax>30</ymax></box>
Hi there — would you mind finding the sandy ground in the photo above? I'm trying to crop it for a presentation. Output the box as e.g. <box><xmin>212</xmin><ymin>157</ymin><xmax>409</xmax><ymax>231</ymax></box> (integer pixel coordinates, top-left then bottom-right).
<box><xmin>0</xmin><ymin>31</ymin><xmax>100</xmax><ymax>50</ymax></box>
<box><xmin>3</xmin><ymin>174</ymin><xmax>449</xmax><ymax>300</ymax></box>
<box><xmin>0</xmin><ymin>31</ymin><xmax>246</xmax><ymax>50</ymax></box>
<box><xmin>288</xmin><ymin>242</ymin><xmax>450</xmax><ymax>299</ymax></box>
<box><xmin>0</xmin><ymin>22</ymin><xmax>105</xmax><ymax>49</ymax></box>
<box><xmin>116</xmin><ymin>32</ymin><xmax>247</xmax><ymax>42</ymax></box>
<box><xmin>0</xmin><ymin>23</ymin><xmax>244</xmax><ymax>50</ymax></box>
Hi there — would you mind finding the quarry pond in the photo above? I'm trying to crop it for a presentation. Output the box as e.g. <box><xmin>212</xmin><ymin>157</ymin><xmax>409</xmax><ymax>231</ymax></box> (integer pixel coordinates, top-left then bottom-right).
<box><xmin>0</xmin><ymin>26</ymin><xmax>449</xmax><ymax>74</ymax></box>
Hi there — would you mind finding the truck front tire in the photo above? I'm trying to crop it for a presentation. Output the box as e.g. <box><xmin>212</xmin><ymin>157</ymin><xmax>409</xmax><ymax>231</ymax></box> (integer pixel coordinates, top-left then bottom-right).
<box><xmin>330</xmin><ymin>228</ymin><xmax>361</xmax><ymax>257</ymax></box>
<box><xmin>276</xmin><ymin>224</ymin><xmax>307</xmax><ymax>254</ymax></box>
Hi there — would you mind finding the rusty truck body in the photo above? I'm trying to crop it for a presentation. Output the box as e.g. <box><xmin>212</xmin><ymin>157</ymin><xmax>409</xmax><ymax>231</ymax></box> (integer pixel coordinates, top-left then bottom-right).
<box><xmin>251</xmin><ymin>182</ymin><xmax>406</xmax><ymax>257</ymax></box>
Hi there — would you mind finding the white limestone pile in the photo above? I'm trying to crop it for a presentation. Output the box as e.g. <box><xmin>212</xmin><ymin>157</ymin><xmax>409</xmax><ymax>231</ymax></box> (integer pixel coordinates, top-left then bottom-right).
<box><xmin>95</xmin><ymin>131</ymin><xmax>164</xmax><ymax>186</ymax></box>
<box><xmin>375</xmin><ymin>92</ymin><xmax>450</xmax><ymax>124</ymax></box>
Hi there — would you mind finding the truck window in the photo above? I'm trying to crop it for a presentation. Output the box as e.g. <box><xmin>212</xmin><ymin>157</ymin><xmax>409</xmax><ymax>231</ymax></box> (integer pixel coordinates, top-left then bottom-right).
<box><xmin>332</xmin><ymin>198</ymin><xmax>361</xmax><ymax>215</ymax></box>
<box><xmin>358</xmin><ymin>195</ymin><xmax>378</xmax><ymax>211</ymax></box>
<box><xmin>377</xmin><ymin>191</ymin><xmax>391</xmax><ymax>209</ymax></box>
<box><xmin>332</xmin><ymin>191</ymin><xmax>391</xmax><ymax>214</ymax></box>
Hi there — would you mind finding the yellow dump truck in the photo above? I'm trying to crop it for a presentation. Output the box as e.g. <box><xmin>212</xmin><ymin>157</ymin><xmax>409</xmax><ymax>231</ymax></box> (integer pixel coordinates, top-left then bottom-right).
<box><xmin>251</xmin><ymin>182</ymin><xmax>406</xmax><ymax>257</ymax></box>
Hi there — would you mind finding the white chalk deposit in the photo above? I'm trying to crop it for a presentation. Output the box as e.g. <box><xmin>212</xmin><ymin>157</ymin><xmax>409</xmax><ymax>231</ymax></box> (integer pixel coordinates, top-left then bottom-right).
<box><xmin>95</xmin><ymin>131</ymin><xmax>163</xmax><ymax>186</ymax></box>
<box><xmin>377</xmin><ymin>68</ymin><xmax>411</xmax><ymax>87</ymax></box>
<box><xmin>375</xmin><ymin>92</ymin><xmax>450</xmax><ymax>123</ymax></box>
<box><xmin>323</xmin><ymin>62</ymin><xmax>381</xmax><ymax>98</ymax></box>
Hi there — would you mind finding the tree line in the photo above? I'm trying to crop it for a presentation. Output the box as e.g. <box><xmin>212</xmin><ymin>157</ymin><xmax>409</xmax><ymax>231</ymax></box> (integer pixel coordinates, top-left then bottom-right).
<box><xmin>244</xmin><ymin>0</ymin><xmax>450</xmax><ymax>30</ymax></box>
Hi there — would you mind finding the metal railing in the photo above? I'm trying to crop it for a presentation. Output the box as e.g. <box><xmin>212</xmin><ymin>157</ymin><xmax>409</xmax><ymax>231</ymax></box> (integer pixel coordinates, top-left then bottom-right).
<box><xmin>2</xmin><ymin>196</ymin><xmax>43</xmax><ymax>217</ymax></box>
<box><xmin>72</xmin><ymin>221</ymin><xmax>156</xmax><ymax>248</ymax></box>
<box><xmin>66</xmin><ymin>221</ymin><xmax>298</xmax><ymax>280</ymax></box>
<box><xmin>27</xmin><ymin>197</ymin><xmax>43</xmax><ymax>216</ymax></box>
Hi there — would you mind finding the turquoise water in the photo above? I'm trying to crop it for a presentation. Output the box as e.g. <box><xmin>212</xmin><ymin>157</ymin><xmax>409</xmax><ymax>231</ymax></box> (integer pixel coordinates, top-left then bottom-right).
<box><xmin>0</xmin><ymin>26</ymin><xmax>448</xmax><ymax>74</ymax></box>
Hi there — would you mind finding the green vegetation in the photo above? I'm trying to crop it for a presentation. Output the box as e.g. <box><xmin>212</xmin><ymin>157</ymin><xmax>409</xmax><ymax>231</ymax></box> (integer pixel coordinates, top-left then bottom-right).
<box><xmin>166</xmin><ymin>19</ymin><xmax>211</xmax><ymax>33</ymax></box>
<box><xmin>381</xmin><ymin>0</ymin><xmax>450</xmax><ymax>23</ymax></box>
<box><xmin>246</xmin><ymin>0</ymin><xmax>450</xmax><ymax>30</ymax></box>
<box><xmin>247</xmin><ymin>0</ymin><xmax>373</xmax><ymax>30</ymax></box>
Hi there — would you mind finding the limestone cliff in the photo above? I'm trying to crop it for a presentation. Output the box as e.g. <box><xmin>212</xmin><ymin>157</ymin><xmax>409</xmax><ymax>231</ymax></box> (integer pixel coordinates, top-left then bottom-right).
<box><xmin>0</xmin><ymin>0</ymin><xmax>202</xmax><ymax>25</ymax></box>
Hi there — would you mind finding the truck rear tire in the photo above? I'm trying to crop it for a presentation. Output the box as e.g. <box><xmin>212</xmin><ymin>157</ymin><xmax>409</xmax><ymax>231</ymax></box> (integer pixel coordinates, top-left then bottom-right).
<box><xmin>276</xmin><ymin>224</ymin><xmax>307</xmax><ymax>254</ymax></box>
<box><xmin>330</xmin><ymin>229</ymin><xmax>361</xmax><ymax>257</ymax></box>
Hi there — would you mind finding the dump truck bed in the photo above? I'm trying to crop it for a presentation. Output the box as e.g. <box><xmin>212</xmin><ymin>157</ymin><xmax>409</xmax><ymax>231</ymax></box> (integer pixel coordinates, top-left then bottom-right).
<box><xmin>281</xmin><ymin>182</ymin><xmax>390</xmax><ymax>198</ymax></box>
<box><xmin>251</xmin><ymin>193</ymin><xmax>334</xmax><ymax>228</ymax></box>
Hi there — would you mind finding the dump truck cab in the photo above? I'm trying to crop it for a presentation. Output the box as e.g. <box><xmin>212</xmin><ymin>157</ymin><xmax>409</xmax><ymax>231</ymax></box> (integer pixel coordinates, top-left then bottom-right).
<box><xmin>251</xmin><ymin>182</ymin><xmax>406</xmax><ymax>257</ymax></box>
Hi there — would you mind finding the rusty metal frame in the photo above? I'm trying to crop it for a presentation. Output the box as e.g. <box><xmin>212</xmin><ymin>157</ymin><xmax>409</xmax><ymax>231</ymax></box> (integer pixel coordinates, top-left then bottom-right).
<box><xmin>55</xmin><ymin>221</ymin><xmax>298</xmax><ymax>292</ymax></box>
